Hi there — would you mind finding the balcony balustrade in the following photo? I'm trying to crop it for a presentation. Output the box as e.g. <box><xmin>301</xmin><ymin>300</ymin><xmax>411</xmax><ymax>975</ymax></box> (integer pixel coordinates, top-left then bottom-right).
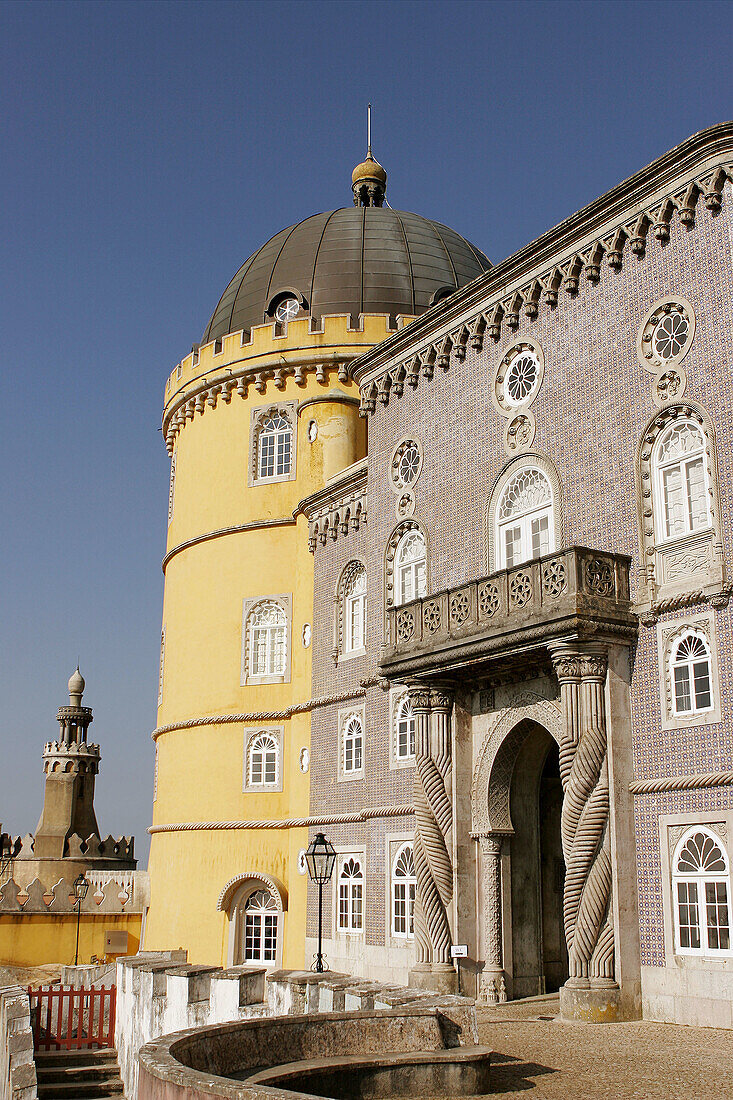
<box><xmin>381</xmin><ymin>546</ymin><xmax>637</xmax><ymax>680</ymax></box>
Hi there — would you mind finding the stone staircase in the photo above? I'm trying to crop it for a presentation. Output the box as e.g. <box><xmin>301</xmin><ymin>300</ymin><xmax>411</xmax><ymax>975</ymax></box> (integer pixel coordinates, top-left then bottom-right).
<box><xmin>35</xmin><ymin>1047</ymin><xmax>124</xmax><ymax>1099</ymax></box>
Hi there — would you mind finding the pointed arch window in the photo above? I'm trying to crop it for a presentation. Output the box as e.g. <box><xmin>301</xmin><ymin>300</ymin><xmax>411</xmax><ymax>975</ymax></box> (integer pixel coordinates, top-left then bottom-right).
<box><xmin>496</xmin><ymin>467</ymin><xmax>554</xmax><ymax>568</ymax></box>
<box><xmin>395</xmin><ymin>529</ymin><xmax>427</xmax><ymax>605</ymax></box>
<box><xmin>654</xmin><ymin>420</ymin><xmax>711</xmax><ymax>543</ymax></box>
<box><xmin>338</xmin><ymin>857</ymin><xmax>363</xmax><ymax>932</ymax></box>
<box><xmin>672</xmin><ymin>828</ymin><xmax>731</xmax><ymax>956</ymax></box>
<box><xmin>392</xmin><ymin>843</ymin><xmax>416</xmax><ymax>937</ymax></box>
<box><xmin>671</xmin><ymin>630</ymin><xmax>712</xmax><ymax>716</ymax></box>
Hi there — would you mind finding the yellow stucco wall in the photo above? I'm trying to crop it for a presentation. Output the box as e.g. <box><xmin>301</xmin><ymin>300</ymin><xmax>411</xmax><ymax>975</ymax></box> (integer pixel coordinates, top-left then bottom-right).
<box><xmin>0</xmin><ymin>913</ymin><xmax>141</xmax><ymax>967</ymax></box>
<box><xmin>145</xmin><ymin>316</ymin><xmax>393</xmax><ymax>967</ymax></box>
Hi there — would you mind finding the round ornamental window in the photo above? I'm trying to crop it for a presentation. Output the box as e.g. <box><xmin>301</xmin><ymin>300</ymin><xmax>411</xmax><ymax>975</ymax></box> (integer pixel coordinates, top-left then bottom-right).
<box><xmin>274</xmin><ymin>297</ymin><xmax>300</xmax><ymax>323</ymax></box>
<box><xmin>637</xmin><ymin>297</ymin><xmax>696</xmax><ymax>371</ymax></box>
<box><xmin>653</xmin><ymin>311</ymin><xmax>690</xmax><ymax>362</ymax></box>
<box><xmin>494</xmin><ymin>340</ymin><xmax>545</xmax><ymax>415</ymax></box>
<box><xmin>390</xmin><ymin>439</ymin><xmax>422</xmax><ymax>492</ymax></box>
<box><xmin>506</xmin><ymin>352</ymin><xmax>539</xmax><ymax>406</ymax></box>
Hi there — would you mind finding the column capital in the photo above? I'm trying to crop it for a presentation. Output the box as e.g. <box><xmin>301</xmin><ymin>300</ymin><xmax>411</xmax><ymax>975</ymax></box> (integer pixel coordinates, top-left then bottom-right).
<box><xmin>429</xmin><ymin>686</ymin><xmax>455</xmax><ymax>714</ymax></box>
<box><xmin>406</xmin><ymin>683</ymin><xmax>432</xmax><ymax>713</ymax></box>
<box><xmin>549</xmin><ymin>642</ymin><xmax>608</xmax><ymax>683</ymax></box>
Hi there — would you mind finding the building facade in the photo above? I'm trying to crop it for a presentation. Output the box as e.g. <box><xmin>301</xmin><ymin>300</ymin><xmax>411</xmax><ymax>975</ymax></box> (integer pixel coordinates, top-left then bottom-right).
<box><xmin>148</xmin><ymin>123</ymin><xmax>733</xmax><ymax>1027</ymax></box>
<box><xmin>300</xmin><ymin>123</ymin><xmax>733</xmax><ymax>1026</ymax></box>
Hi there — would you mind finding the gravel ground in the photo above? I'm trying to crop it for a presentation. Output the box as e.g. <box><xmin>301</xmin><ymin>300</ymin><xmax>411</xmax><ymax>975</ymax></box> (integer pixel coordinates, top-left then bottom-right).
<box><xmin>475</xmin><ymin>996</ymin><xmax>733</xmax><ymax>1099</ymax></box>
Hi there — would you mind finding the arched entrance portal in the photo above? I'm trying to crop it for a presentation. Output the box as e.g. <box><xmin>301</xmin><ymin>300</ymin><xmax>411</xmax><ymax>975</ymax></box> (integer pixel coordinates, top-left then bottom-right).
<box><xmin>508</xmin><ymin>722</ymin><xmax>568</xmax><ymax>997</ymax></box>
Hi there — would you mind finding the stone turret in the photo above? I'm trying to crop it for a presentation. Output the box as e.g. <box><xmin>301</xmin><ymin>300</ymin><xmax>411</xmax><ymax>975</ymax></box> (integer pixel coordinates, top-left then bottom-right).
<box><xmin>10</xmin><ymin>669</ymin><xmax>136</xmax><ymax>889</ymax></box>
<box><xmin>33</xmin><ymin>668</ymin><xmax>101</xmax><ymax>860</ymax></box>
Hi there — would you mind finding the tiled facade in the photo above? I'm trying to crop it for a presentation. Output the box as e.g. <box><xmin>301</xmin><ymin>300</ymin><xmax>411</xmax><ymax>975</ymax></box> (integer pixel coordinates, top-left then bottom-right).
<box><xmin>302</xmin><ymin>128</ymin><xmax>733</xmax><ymax>1025</ymax></box>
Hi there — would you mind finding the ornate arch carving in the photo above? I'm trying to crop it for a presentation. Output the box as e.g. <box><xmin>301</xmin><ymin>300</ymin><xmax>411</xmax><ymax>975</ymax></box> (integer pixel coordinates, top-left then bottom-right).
<box><xmin>485</xmin><ymin>452</ymin><xmax>564</xmax><ymax>573</ymax></box>
<box><xmin>471</xmin><ymin>692</ymin><xmax>562</xmax><ymax>834</ymax></box>
<box><xmin>217</xmin><ymin>872</ymin><xmax>287</xmax><ymax>913</ymax></box>
<box><xmin>333</xmin><ymin>559</ymin><xmax>367</xmax><ymax>659</ymax></box>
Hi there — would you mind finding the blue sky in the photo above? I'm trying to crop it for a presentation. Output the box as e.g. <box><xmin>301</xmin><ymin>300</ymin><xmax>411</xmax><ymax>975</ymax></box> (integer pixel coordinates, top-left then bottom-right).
<box><xmin>1</xmin><ymin>0</ymin><xmax>730</xmax><ymax>862</ymax></box>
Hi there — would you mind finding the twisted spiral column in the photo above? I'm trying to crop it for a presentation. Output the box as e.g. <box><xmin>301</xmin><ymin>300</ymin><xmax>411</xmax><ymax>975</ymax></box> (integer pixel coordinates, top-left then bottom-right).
<box><xmin>409</xmin><ymin>684</ymin><xmax>454</xmax><ymax>969</ymax></box>
<box><xmin>550</xmin><ymin>645</ymin><xmax>617</xmax><ymax>991</ymax></box>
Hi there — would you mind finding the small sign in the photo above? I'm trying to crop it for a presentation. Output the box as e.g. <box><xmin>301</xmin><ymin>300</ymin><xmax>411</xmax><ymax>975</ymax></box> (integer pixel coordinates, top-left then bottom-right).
<box><xmin>450</xmin><ymin>944</ymin><xmax>468</xmax><ymax>958</ymax></box>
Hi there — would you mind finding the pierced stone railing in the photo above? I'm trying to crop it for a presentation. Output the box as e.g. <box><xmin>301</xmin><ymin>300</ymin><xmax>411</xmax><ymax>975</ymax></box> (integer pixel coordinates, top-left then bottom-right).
<box><xmin>382</xmin><ymin>547</ymin><xmax>634</xmax><ymax>676</ymax></box>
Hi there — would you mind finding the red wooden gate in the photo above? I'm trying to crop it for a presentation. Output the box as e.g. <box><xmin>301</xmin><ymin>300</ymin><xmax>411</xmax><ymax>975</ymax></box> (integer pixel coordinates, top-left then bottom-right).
<box><xmin>28</xmin><ymin>986</ymin><xmax>116</xmax><ymax>1051</ymax></box>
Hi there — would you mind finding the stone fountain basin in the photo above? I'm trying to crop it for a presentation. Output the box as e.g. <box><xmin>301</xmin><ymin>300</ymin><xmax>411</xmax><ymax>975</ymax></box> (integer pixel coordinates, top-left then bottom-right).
<box><xmin>137</xmin><ymin>1007</ymin><xmax>491</xmax><ymax>1100</ymax></box>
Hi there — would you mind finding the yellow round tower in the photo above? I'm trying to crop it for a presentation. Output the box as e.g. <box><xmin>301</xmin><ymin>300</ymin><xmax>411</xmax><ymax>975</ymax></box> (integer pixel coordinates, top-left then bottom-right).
<box><xmin>145</xmin><ymin>158</ymin><xmax>490</xmax><ymax>967</ymax></box>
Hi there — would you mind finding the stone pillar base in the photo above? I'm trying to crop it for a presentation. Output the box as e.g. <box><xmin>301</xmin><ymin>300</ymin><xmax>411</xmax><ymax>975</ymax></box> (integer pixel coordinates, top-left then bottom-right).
<box><xmin>408</xmin><ymin>964</ymin><xmax>459</xmax><ymax>995</ymax></box>
<box><xmin>560</xmin><ymin>983</ymin><xmax>621</xmax><ymax>1022</ymax></box>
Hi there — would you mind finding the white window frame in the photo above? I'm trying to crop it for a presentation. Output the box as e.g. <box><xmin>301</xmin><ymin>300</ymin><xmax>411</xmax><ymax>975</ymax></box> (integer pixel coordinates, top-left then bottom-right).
<box><xmin>337</xmin><ymin>855</ymin><xmax>364</xmax><ymax>934</ymax></box>
<box><xmin>391</xmin><ymin>842</ymin><xmax>416</xmax><ymax>939</ymax></box>
<box><xmin>495</xmin><ymin>466</ymin><xmax>555</xmax><ymax>569</ymax></box>
<box><xmin>391</xmin><ymin>689</ymin><xmax>416</xmax><ymax>768</ymax></box>
<box><xmin>670</xmin><ymin>629</ymin><xmax>714</xmax><ymax>718</ymax></box>
<box><xmin>249</xmin><ymin>402</ymin><xmax>297</xmax><ymax>486</ymax></box>
<box><xmin>672</xmin><ymin>826</ymin><xmax>732</xmax><ymax>958</ymax></box>
<box><xmin>241</xmin><ymin>595</ymin><xmax>292</xmax><ymax>686</ymax></box>
<box><xmin>337</xmin><ymin>562</ymin><xmax>367</xmax><ymax>662</ymax></box>
<box><xmin>339</xmin><ymin>708</ymin><xmax>364</xmax><ymax>781</ymax></box>
<box><xmin>656</xmin><ymin>611</ymin><xmax>721</xmax><ymax>730</ymax></box>
<box><xmin>652</xmin><ymin>419</ymin><xmax>712</xmax><ymax>546</ymax></box>
<box><xmin>394</xmin><ymin>529</ymin><xmax>427</xmax><ymax>606</ymax></box>
<box><xmin>243</xmin><ymin>726</ymin><xmax>284</xmax><ymax>792</ymax></box>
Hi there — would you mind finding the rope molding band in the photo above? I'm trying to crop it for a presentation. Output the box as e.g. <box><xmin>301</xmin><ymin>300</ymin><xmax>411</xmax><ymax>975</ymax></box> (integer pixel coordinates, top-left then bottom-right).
<box><xmin>629</xmin><ymin>770</ymin><xmax>733</xmax><ymax>795</ymax></box>
<box><xmin>148</xmin><ymin>804</ymin><xmax>414</xmax><ymax>835</ymax></box>
<box><xmin>152</xmin><ymin>678</ymin><xmax>383</xmax><ymax>740</ymax></box>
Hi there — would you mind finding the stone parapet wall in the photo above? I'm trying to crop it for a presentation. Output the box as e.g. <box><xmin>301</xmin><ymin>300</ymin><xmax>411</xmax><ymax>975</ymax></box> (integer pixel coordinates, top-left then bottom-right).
<box><xmin>0</xmin><ymin>986</ymin><xmax>37</xmax><ymax>1100</ymax></box>
<box><xmin>117</xmin><ymin>954</ymin><xmax>477</xmax><ymax>1100</ymax></box>
<box><xmin>0</xmin><ymin>871</ymin><xmax>148</xmax><ymax>915</ymax></box>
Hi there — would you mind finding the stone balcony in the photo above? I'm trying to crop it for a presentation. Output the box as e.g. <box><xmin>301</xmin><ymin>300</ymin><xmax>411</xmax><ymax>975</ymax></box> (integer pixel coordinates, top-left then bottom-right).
<box><xmin>381</xmin><ymin>546</ymin><xmax>637</xmax><ymax>682</ymax></box>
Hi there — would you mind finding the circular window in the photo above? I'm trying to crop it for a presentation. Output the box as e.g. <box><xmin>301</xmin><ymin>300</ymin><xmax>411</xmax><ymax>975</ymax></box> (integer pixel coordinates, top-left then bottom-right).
<box><xmin>494</xmin><ymin>340</ymin><xmax>544</xmax><ymax>414</ymax></box>
<box><xmin>653</xmin><ymin>311</ymin><xmax>690</xmax><ymax>362</ymax></box>
<box><xmin>390</xmin><ymin>439</ymin><xmax>422</xmax><ymax>491</ymax></box>
<box><xmin>506</xmin><ymin>352</ymin><xmax>539</xmax><ymax>406</ymax></box>
<box><xmin>274</xmin><ymin>297</ymin><xmax>300</xmax><ymax>323</ymax></box>
<box><xmin>637</xmin><ymin>297</ymin><xmax>695</xmax><ymax>371</ymax></box>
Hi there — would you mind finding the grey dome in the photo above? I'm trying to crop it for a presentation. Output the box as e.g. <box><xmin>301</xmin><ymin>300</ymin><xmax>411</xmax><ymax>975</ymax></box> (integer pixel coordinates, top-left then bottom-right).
<box><xmin>202</xmin><ymin>207</ymin><xmax>490</xmax><ymax>344</ymax></box>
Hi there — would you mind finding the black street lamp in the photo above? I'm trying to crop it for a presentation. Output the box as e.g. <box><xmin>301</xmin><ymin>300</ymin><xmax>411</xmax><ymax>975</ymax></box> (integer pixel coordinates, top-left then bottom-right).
<box><xmin>73</xmin><ymin>873</ymin><xmax>89</xmax><ymax>966</ymax></box>
<box><xmin>305</xmin><ymin>833</ymin><xmax>336</xmax><ymax>973</ymax></box>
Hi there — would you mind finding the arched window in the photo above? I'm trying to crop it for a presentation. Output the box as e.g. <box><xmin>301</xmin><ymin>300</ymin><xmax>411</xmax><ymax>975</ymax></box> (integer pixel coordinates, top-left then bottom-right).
<box><xmin>395</xmin><ymin>530</ymin><xmax>427</xmax><ymax>605</ymax></box>
<box><xmin>249</xmin><ymin>602</ymin><xmax>287</xmax><ymax>677</ymax></box>
<box><xmin>653</xmin><ymin>420</ymin><xmax>711</xmax><ymax>543</ymax></box>
<box><xmin>258</xmin><ymin>412</ymin><xmax>292</xmax><ymax>480</ymax></box>
<box><xmin>248</xmin><ymin>733</ymin><xmax>278</xmax><ymax>787</ymax></box>
<box><xmin>672</xmin><ymin>828</ymin><xmax>731</xmax><ymax>956</ymax></box>
<box><xmin>338</xmin><ymin>857</ymin><xmax>363</xmax><ymax>931</ymax></box>
<box><xmin>392</xmin><ymin>844</ymin><xmax>416</xmax><ymax>938</ymax></box>
<box><xmin>671</xmin><ymin>630</ymin><xmax>713</xmax><ymax>716</ymax></box>
<box><xmin>395</xmin><ymin>695</ymin><xmax>415</xmax><ymax>760</ymax></box>
<box><xmin>496</xmin><ymin>466</ymin><xmax>554</xmax><ymax>567</ymax></box>
<box><xmin>342</xmin><ymin>713</ymin><xmax>363</xmax><ymax>775</ymax></box>
<box><xmin>342</xmin><ymin>564</ymin><xmax>367</xmax><ymax>655</ymax></box>
<box><xmin>242</xmin><ymin>889</ymin><xmax>279</xmax><ymax>962</ymax></box>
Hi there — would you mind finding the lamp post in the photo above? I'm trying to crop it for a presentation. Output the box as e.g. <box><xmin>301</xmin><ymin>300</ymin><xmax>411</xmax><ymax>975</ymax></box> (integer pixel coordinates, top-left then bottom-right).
<box><xmin>305</xmin><ymin>833</ymin><xmax>336</xmax><ymax>973</ymax></box>
<box><xmin>73</xmin><ymin>873</ymin><xmax>89</xmax><ymax>966</ymax></box>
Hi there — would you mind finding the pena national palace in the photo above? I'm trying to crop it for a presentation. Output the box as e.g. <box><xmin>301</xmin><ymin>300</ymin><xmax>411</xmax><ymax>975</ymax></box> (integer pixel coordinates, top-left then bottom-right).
<box><xmin>3</xmin><ymin>121</ymin><xmax>733</xmax><ymax>1090</ymax></box>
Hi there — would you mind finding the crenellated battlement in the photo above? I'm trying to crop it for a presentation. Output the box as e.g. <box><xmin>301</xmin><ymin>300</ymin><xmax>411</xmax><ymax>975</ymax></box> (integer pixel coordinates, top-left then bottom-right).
<box><xmin>7</xmin><ymin>830</ymin><xmax>135</xmax><ymax>862</ymax></box>
<box><xmin>162</xmin><ymin>312</ymin><xmax>412</xmax><ymax>454</ymax></box>
<box><xmin>0</xmin><ymin>869</ymin><xmax>147</xmax><ymax>913</ymax></box>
